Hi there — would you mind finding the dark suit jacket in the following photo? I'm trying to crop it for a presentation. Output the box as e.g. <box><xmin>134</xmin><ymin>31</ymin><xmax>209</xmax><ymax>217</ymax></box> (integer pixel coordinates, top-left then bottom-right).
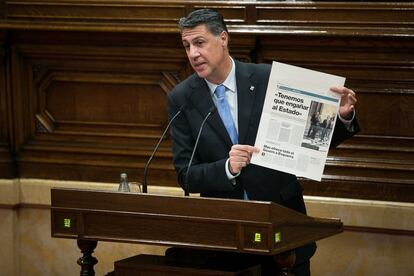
<box><xmin>168</xmin><ymin>60</ymin><xmax>359</xmax><ymax>214</ymax></box>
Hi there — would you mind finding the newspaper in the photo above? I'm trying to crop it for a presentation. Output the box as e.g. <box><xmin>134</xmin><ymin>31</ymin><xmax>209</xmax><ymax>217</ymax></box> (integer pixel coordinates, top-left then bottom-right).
<box><xmin>251</xmin><ymin>61</ymin><xmax>345</xmax><ymax>181</ymax></box>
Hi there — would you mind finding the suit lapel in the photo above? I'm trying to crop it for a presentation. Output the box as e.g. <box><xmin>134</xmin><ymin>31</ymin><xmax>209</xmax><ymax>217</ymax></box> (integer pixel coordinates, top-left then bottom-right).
<box><xmin>188</xmin><ymin>76</ymin><xmax>234</xmax><ymax>147</ymax></box>
<box><xmin>235</xmin><ymin>61</ymin><xmax>257</xmax><ymax>145</ymax></box>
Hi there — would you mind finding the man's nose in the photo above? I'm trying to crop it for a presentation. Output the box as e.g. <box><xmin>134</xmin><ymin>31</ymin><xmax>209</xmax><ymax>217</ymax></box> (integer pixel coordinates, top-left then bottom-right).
<box><xmin>188</xmin><ymin>45</ymin><xmax>199</xmax><ymax>58</ymax></box>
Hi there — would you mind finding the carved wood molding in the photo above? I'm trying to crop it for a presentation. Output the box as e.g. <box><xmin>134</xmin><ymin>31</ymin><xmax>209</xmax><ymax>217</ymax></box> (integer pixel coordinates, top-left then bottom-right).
<box><xmin>1</xmin><ymin>1</ymin><xmax>413</xmax><ymax>37</ymax></box>
<box><xmin>12</xmin><ymin>43</ymin><xmax>184</xmax><ymax>136</ymax></box>
<box><xmin>0</xmin><ymin>3</ymin><xmax>412</xmax><ymax>201</ymax></box>
<box><xmin>302</xmin><ymin>176</ymin><xmax>414</xmax><ymax>203</ymax></box>
<box><xmin>10</xmin><ymin>41</ymin><xmax>185</xmax><ymax>184</ymax></box>
<box><xmin>0</xmin><ymin>143</ymin><xmax>16</xmax><ymax>178</ymax></box>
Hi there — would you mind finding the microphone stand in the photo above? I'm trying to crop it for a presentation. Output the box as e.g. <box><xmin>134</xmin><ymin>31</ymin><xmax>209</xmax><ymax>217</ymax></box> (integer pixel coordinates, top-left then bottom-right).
<box><xmin>142</xmin><ymin>105</ymin><xmax>186</xmax><ymax>193</ymax></box>
<box><xmin>184</xmin><ymin>106</ymin><xmax>215</xmax><ymax>196</ymax></box>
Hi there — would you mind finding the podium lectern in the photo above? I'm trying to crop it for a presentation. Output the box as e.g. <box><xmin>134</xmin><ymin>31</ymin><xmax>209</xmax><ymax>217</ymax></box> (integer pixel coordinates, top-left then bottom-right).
<box><xmin>51</xmin><ymin>188</ymin><xmax>343</xmax><ymax>275</ymax></box>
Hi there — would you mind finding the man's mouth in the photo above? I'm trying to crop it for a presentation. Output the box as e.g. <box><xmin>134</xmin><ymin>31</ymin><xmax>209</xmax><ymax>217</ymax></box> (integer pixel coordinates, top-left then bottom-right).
<box><xmin>193</xmin><ymin>62</ymin><xmax>206</xmax><ymax>70</ymax></box>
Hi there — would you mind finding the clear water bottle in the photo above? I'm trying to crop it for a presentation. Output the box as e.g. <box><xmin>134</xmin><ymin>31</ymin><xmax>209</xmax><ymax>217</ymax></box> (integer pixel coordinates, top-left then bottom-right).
<box><xmin>118</xmin><ymin>173</ymin><xmax>130</xmax><ymax>192</ymax></box>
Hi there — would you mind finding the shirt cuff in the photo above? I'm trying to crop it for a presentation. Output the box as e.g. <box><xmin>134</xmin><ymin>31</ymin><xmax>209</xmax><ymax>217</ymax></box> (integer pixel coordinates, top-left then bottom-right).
<box><xmin>338</xmin><ymin>110</ymin><xmax>356</xmax><ymax>132</ymax></box>
<box><xmin>225</xmin><ymin>158</ymin><xmax>240</xmax><ymax>180</ymax></box>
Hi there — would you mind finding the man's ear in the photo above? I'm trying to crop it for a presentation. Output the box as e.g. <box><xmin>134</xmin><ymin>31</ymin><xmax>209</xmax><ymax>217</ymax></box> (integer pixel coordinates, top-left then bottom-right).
<box><xmin>220</xmin><ymin>31</ymin><xmax>229</xmax><ymax>47</ymax></box>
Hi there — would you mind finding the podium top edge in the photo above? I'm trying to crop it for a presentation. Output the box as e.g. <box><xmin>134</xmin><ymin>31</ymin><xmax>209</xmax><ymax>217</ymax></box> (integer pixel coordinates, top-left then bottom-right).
<box><xmin>50</xmin><ymin>187</ymin><xmax>273</xmax><ymax>205</ymax></box>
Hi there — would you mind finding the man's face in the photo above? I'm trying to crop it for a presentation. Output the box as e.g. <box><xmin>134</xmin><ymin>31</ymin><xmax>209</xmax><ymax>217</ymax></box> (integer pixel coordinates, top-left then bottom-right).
<box><xmin>181</xmin><ymin>24</ymin><xmax>228</xmax><ymax>83</ymax></box>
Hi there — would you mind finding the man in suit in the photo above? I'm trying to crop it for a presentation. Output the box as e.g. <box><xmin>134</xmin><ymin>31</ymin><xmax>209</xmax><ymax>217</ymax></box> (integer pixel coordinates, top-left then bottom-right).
<box><xmin>168</xmin><ymin>9</ymin><xmax>359</xmax><ymax>276</ymax></box>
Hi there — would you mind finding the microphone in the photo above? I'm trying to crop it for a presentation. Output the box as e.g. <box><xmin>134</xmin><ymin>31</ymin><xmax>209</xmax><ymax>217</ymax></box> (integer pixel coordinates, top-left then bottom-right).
<box><xmin>184</xmin><ymin>106</ymin><xmax>216</xmax><ymax>196</ymax></box>
<box><xmin>142</xmin><ymin>104</ymin><xmax>186</xmax><ymax>193</ymax></box>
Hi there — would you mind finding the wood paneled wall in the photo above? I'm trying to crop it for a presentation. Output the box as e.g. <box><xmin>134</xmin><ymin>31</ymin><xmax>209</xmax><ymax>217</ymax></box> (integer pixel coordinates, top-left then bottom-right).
<box><xmin>0</xmin><ymin>1</ymin><xmax>413</xmax><ymax>202</ymax></box>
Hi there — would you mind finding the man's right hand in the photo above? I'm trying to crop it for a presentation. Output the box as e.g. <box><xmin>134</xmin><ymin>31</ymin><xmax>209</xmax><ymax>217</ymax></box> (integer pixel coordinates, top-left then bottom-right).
<box><xmin>228</xmin><ymin>144</ymin><xmax>260</xmax><ymax>174</ymax></box>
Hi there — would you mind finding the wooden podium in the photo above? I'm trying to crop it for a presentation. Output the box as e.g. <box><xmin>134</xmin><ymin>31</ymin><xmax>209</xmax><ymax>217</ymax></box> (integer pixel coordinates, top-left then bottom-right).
<box><xmin>51</xmin><ymin>188</ymin><xmax>343</xmax><ymax>275</ymax></box>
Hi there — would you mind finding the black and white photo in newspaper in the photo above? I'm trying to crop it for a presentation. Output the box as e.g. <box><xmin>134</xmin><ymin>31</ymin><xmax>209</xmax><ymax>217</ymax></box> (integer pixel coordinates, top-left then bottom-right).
<box><xmin>251</xmin><ymin>61</ymin><xmax>345</xmax><ymax>181</ymax></box>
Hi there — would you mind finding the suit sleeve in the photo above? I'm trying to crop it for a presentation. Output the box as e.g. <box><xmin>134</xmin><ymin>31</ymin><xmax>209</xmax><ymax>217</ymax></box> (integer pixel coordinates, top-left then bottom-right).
<box><xmin>330</xmin><ymin>115</ymin><xmax>360</xmax><ymax>149</ymax></box>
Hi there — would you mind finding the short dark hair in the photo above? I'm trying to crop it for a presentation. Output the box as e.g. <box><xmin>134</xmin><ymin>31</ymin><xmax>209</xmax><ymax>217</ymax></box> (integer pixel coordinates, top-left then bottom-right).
<box><xmin>178</xmin><ymin>9</ymin><xmax>228</xmax><ymax>36</ymax></box>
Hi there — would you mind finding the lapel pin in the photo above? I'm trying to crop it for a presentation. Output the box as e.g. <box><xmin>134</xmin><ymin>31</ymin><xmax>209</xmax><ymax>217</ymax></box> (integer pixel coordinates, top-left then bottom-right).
<box><xmin>250</xmin><ymin>85</ymin><xmax>255</xmax><ymax>92</ymax></box>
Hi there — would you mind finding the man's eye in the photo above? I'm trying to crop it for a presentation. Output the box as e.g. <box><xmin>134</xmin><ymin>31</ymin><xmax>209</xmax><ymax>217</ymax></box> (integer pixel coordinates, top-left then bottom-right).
<box><xmin>196</xmin><ymin>40</ymin><xmax>204</xmax><ymax>46</ymax></box>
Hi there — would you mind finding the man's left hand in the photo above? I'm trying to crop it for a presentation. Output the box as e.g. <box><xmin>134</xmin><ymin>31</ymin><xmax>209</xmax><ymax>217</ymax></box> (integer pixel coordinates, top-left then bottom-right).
<box><xmin>330</xmin><ymin>86</ymin><xmax>357</xmax><ymax>119</ymax></box>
